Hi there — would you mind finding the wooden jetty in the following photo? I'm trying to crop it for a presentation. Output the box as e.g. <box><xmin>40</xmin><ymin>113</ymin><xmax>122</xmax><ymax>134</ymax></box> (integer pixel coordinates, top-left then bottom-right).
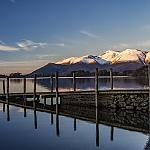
<box><xmin>0</xmin><ymin>68</ymin><xmax>150</xmax><ymax>111</ymax></box>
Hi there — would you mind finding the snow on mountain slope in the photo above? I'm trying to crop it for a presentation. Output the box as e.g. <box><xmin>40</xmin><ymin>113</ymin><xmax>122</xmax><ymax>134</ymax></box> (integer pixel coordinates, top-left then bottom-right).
<box><xmin>111</xmin><ymin>49</ymin><xmax>146</xmax><ymax>64</ymax></box>
<box><xmin>145</xmin><ymin>51</ymin><xmax>150</xmax><ymax>63</ymax></box>
<box><xmin>100</xmin><ymin>50</ymin><xmax>120</xmax><ymax>62</ymax></box>
<box><xmin>56</xmin><ymin>55</ymin><xmax>108</xmax><ymax>65</ymax></box>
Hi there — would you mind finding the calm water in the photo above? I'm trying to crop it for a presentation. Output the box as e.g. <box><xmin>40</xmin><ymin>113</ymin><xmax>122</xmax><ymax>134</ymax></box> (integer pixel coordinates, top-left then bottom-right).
<box><xmin>0</xmin><ymin>103</ymin><xmax>148</xmax><ymax>150</ymax></box>
<box><xmin>0</xmin><ymin>77</ymin><xmax>148</xmax><ymax>93</ymax></box>
<box><xmin>0</xmin><ymin>77</ymin><xmax>149</xmax><ymax>150</ymax></box>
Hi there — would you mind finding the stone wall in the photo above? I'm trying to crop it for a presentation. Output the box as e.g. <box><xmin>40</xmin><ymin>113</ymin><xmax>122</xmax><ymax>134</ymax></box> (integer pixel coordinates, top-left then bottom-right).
<box><xmin>61</xmin><ymin>93</ymin><xmax>149</xmax><ymax>111</ymax></box>
<box><xmin>59</xmin><ymin>105</ymin><xmax>149</xmax><ymax>133</ymax></box>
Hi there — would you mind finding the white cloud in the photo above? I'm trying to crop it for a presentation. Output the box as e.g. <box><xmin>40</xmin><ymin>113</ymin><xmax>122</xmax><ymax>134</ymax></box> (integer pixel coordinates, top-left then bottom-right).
<box><xmin>80</xmin><ymin>30</ymin><xmax>100</xmax><ymax>39</ymax></box>
<box><xmin>0</xmin><ymin>41</ymin><xmax>18</xmax><ymax>51</ymax></box>
<box><xmin>17</xmin><ymin>39</ymin><xmax>48</xmax><ymax>50</ymax></box>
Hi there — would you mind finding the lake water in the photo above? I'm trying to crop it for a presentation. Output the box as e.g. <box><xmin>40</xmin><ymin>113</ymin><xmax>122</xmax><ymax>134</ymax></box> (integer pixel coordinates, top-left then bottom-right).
<box><xmin>0</xmin><ymin>103</ymin><xmax>149</xmax><ymax>150</ymax></box>
<box><xmin>0</xmin><ymin>77</ymin><xmax>149</xmax><ymax>150</ymax></box>
<box><xmin>0</xmin><ymin>77</ymin><xmax>148</xmax><ymax>93</ymax></box>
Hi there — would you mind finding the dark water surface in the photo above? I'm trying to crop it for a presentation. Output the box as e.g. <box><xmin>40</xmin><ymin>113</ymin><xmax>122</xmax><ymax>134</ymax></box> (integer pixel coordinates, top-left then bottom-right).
<box><xmin>0</xmin><ymin>77</ymin><xmax>149</xmax><ymax>150</ymax></box>
<box><xmin>0</xmin><ymin>103</ymin><xmax>149</xmax><ymax>150</ymax></box>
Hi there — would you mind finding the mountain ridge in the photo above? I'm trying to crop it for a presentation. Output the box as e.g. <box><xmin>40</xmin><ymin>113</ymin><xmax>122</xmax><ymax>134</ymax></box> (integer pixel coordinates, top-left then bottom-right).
<box><xmin>29</xmin><ymin>49</ymin><xmax>149</xmax><ymax>76</ymax></box>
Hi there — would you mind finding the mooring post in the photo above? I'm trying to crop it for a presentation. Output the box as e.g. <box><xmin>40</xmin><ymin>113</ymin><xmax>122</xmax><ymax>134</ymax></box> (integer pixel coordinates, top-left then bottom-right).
<box><xmin>95</xmin><ymin>68</ymin><xmax>99</xmax><ymax>108</ymax></box>
<box><xmin>51</xmin><ymin>74</ymin><xmax>54</xmax><ymax>92</ymax></box>
<box><xmin>55</xmin><ymin>72</ymin><xmax>59</xmax><ymax>113</ymax></box>
<box><xmin>23</xmin><ymin>77</ymin><xmax>26</xmax><ymax>100</ymax></box>
<box><xmin>33</xmin><ymin>74</ymin><xmax>37</xmax><ymax>107</ymax></box>
<box><xmin>73</xmin><ymin>71</ymin><xmax>76</xmax><ymax>92</ymax></box>
<box><xmin>3</xmin><ymin>80</ymin><xmax>5</xmax><ymax>95</ymax></box>
<box><xmin>6</xmin><ymin>77</ymin><xmax>9</xmax><ymax>103</ymax></box>
<box><xmin>110</xmin><ymin>68</ymin><xmax>113</xmax><ymax>90</ymax></box>
<box><xmin>51</xmin><ymin>74</ymin><xmax>54</xmax><ymax>106</ymax></box>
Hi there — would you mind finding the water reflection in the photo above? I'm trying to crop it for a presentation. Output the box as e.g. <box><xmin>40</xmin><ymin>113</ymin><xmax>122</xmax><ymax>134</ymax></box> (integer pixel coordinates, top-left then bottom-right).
<box><xmin>0</xmin><ymin>77</ymin><xmax>148</xmax><ymax>94</ymax></box>
<box><xmin>0</xmin><ymin>101</ymin><xmax>149</xmax><ymax>150</ymax></box>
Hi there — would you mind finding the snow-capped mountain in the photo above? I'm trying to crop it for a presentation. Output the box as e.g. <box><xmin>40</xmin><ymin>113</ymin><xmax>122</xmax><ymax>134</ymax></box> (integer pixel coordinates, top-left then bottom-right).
<box><xmin>100</xmin><ymin>49</ymin><xmax>146</xmax><ymax>64</ymax></box>
<box><xmin>56</xmin><ymin>55</ymin><xmax>108</xmax><ymax>65</ymax></box>
<box><xmin>30</xmin><ymin>49</ymin><xmax>149</xmax><ymax>76</ymax></box>
<box><xmin>145</xmin><ymin>51</ymin><xmax>150</xmax><ymax>63</ymax></box>
<box><xmin>100</xmin><ymin>50</ymin><xmax>120</xmax><ymax>62</ymax></box>
<box><xmin>56</xmin><ymin>49</ymin><xmax>147</xmax><ymax>65</ymax></box>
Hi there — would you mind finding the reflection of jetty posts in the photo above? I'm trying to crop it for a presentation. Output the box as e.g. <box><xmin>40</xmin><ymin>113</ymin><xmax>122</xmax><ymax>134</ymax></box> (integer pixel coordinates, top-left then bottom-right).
<box><xmin>111</xmin><ymin>126</ymin><xmax>114</xmax><ymax>141</ymax></box>
<box><xmin>7</xmin><ymin>104</ymin><xmax>10</xmax><ymax>121</ymax></box>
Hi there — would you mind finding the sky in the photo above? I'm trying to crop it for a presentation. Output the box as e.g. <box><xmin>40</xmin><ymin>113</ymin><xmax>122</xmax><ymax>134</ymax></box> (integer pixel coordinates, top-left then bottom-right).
<box><xmin>0</xmin><ymin>0</ymin><xmax>150</xmax><ymax>74</ymax></box>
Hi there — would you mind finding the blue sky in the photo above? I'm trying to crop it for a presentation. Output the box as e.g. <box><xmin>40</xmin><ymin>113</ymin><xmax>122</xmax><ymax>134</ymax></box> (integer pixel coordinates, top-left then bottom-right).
<box><xmin>0</xmin><ymin>0</ymin><xmax>150</xmax><ymax>74</ymax></box>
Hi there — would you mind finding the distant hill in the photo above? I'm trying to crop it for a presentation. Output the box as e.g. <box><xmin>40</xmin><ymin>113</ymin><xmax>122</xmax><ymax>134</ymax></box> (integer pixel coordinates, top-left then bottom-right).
<box><xmin>29</xmin><ymin>49</ymin><xmax>149</xmax><ymax>77</ymax></box>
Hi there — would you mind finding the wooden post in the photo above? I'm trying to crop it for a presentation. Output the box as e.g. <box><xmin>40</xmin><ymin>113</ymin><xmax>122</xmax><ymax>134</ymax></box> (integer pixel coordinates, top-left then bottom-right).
<box><xmin>55</xmin><ymin>72</ymin><xmax>59</xmax><ymax>113</ymax></box>
<box><xmin>6</xmin><ymin>77</ymin><xmax>9</xmax><ymax>103</ymax></box>
<box><xmin>3</xmin><ymin>80</ymin><xmax>5</xmax><ymax>95</ymax></box>
<box><xmin>73</xmin><ymin>71</ymin><xmax>76</xmax><ymax>91</ymax></box>
<box><xmin>33</xmin><ymin>74</ymin><xmax>37</xmax><ymax>107</ymax></box>
<box><xmin>51</xmin><ymin>74</ymin><xmax>54</xmax><ymax>92</ymax></box>
<box><xmin>110</xmin><ymin>68</ymin><xmax>113</xmax><ymax>90</ymax></box>
<box><xmin>95</xmin><ymin>68</ymin><xmax>99</xmax><ymax>108</ymax></box>
<box><xmin>23</xmin><ymin>77</ymin><xmax>26</xmax><ymax>100</ymax></box>
<box><xmin>148</xmin><ymin>64</ymin><xmax>150</xmax><ymax>112</ymax></box>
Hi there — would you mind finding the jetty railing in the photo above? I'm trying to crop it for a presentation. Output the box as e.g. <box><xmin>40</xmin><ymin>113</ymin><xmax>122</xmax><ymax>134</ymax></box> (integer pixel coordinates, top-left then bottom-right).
<box><xmin>0</xmin><ymin>67</ymin><xmax>150</xmax><ymax>111</ymax></box>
